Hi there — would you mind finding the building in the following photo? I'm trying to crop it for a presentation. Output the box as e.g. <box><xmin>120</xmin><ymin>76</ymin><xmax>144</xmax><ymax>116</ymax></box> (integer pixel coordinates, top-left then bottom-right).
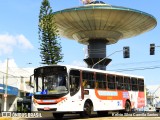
<box><xmin>146</xmin><ymin>85</ymin><xmax>160</xmax><ymax>106</ymax></box>
<box><xmin>0</xmin><ymin>67</ymin><xmax>33</xmax><ymax>112</ymax></box>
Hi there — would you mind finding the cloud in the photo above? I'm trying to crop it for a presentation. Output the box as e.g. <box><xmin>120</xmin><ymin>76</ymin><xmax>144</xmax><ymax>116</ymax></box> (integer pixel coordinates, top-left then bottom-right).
<box><xmin>16</xmin><ymin>34</ymin><xmax>33</xmax><ymax>49</ymax></box>
<box><xmin>0</xmin><ymin>33</ymin><xmax>33</xmax><ymax>55</ymax></box>
<box><xmin>0</xmin><ymin>59</ymin><xmax>18</xmax><ymax>71</ymax></box>
<box><xmin>0</xmin><ymin>59</ymin><xmax>34</xmax><ymax>86</ymax></box>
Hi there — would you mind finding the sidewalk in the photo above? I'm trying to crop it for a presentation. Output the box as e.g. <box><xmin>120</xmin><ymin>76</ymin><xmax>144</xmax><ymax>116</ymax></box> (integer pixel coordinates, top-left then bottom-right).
<box><xmin>0</xmin><ymin>117</ymin><xmax>22</xmax><ymax>120</ymax></box>
<box><xmin>0</xmin><ymin>118</ymin><xmax>12</xmax><ymax>120</ymax></box>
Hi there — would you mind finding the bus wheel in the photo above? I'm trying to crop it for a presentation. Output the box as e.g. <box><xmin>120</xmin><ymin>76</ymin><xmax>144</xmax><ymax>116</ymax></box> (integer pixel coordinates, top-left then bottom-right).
<box><xmin>80</xmin><ymin>101</ymin><xmax>92</xmax><ymax>118</ymax></box>
<box><xmin>53</xmin><ymin>113</ymin><xmax>64</xmax><ymax>119</ymax></box>
<box><xmin>125</xmin><ymin>101</ymin><xmax>131</xmax><ymax>113</ymax></box>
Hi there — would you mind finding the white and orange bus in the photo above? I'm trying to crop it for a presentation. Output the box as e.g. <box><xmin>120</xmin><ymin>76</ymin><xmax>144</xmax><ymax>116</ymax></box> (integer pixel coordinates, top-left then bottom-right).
<box><xmin>30</xmin><ymin>65</ymin><xmax>145</xmax><ymax>119</ymax></box>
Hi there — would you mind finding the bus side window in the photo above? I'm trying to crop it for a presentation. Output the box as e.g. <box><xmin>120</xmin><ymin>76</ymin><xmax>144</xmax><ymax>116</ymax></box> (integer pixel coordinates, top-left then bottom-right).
<box><xmin>83</xmin><ymin>80</ymin><xmax>89</xmax><ymax>88</ymax></box>
<box><xmin>124</xmin><ymin>77</ymin><xmax>131</xmax><ymax>90</ymax></box>
<box><xmin>138</xmin><ymin>78</ymin><xmax>144</xmax><ymax>91</ymax></box>
<box><xmin>131</xmin><ymin>77</ymin><xmax>138</xmax><ymax>91</ymax></box>
<box><xmin>107</xmin><ymin>74</ymin><xmax>115</xmax><ymax>90</ymax></box>
<box><xmin>116</xmin><ymin>76</ymin><xmax>124</xmax><ymax>90</ymax></box>
<box><xmin>96</xmin><ymin>73</ymin><xmax>106</xmax><ymax>89</ymax></box>
<box><xmin>82</xmin><ymin>71</ymin><xmax>94</xmax><ymax>89</ymax></box>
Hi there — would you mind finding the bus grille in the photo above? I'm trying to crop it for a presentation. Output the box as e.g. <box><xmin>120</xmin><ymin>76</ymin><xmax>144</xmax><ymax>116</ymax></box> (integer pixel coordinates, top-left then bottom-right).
<box><xmin>38</xmin><ymin>108</ymin><xmax>57</xmax><ymax>111</ymax></box>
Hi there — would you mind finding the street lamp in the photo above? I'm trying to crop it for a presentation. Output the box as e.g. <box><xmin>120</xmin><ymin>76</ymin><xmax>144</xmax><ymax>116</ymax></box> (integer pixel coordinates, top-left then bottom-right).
<box><xmin>92</xmin><ymin>48</ymin><xmax>130</xmax><ymax>69</ymax></box>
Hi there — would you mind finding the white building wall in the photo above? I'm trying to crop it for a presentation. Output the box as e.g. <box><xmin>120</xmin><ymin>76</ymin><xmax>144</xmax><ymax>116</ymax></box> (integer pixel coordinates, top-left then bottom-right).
<box><xmin>8</xmin><ymin>96</ymin><xmax>17</xmax><ymax>111</ymax></box>
<box><xmin>1</xmin><ymin>95</ymin><xmax>17</xmax><ymax>111</ymax></box>
<box><xmin>147</xmin><ymin>85</ymin><xmax>160</xmax><ymax>106</ymax></box>
<box><xmin>0</xmin><ymin>67</ymin><xmax>34</xmax><ymax>111</ymax></box>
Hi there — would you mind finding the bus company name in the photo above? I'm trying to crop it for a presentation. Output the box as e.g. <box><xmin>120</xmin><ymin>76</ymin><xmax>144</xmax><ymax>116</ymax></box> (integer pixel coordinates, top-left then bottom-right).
<box><xmin>98</xmin><ymin>91</ymin><xmax>118</xmax><ymax>96</ymax></box>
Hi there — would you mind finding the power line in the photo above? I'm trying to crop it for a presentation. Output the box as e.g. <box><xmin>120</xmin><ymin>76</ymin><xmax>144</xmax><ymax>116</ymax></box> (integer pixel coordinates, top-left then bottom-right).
<box><xmin>108</xmin><ymin>60</ymin><xmax>160</xmax><ymax>67</ymax></box>
<box><xmin>109</xmin><ymin>65</ymin><xmax>160</xmax><ymax>72</ymax></box>
<box><xmin>0</xmin><ymin>70</ymin><xmax>29</xmax><ymax>78</ymax></box>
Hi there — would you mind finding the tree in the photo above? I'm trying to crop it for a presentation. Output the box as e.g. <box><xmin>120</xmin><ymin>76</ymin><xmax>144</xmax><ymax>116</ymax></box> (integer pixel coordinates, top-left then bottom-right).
<box><xmin>38</xmin><ymin>0</ymin><xmax>63</xmax><ymax>65</ymax></box>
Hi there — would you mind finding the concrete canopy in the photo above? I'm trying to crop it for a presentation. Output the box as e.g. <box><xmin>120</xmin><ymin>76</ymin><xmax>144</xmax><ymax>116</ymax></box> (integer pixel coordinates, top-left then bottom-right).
<box><xmin>53</xmin><ymin>4</ymin><xmax>157</xmax><ymax>45</ymax></box>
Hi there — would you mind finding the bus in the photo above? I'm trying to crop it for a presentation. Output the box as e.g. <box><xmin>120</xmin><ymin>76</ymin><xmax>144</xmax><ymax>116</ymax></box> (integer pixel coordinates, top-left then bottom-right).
<box><xmin>30</xmin><ymin>64</ymin><xmax>145</xmax><ymax>119</ymax></box>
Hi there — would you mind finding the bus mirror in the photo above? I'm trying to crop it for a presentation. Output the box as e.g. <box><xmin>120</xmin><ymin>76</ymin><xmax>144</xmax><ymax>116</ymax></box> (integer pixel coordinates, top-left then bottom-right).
<box><xmin>29</xmin><ymin>75</ymin><xmax>34</xmax><ymax>88</ymax></box>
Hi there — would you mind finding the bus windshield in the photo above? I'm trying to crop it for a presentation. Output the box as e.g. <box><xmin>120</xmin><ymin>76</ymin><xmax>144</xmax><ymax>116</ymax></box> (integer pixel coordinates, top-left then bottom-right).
<box><xmin>34</xmin><ymin>66</ymin><xmax>68</xmax><ymax>95</ymax></box>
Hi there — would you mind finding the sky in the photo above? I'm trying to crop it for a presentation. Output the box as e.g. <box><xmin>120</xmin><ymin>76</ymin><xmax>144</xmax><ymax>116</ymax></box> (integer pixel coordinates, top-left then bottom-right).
<box><xmin>0</xmin><ymin>0</ymin><xmax>160</xmax><ymax>86</ymax></box>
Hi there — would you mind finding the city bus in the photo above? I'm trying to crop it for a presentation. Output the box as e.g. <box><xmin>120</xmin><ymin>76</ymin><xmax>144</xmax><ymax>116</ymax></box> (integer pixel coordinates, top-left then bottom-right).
<box><xmin>30</xmin><ymin>65</ymin><xmax>145</xmax><ymax>119</ymax></box>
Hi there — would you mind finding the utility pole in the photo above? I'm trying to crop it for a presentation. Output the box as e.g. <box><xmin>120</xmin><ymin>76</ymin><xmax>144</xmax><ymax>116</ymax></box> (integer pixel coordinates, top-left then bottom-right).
<box><xmin>4</xmin><ymin>58</ymin><xmax>9</xmax><ymax>111</ymax></box>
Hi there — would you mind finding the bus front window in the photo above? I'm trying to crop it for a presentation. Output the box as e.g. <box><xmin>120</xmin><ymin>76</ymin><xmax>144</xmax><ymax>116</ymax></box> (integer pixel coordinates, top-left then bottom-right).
<box><xmin>35</xmin><ymin>74</ymin><xmax>68</xmax><ymax>95</ymax></box>
<box><xmin>45</xmin><ymin>75</ymin><xmax>67</xmax><ymax>94</ymax></box>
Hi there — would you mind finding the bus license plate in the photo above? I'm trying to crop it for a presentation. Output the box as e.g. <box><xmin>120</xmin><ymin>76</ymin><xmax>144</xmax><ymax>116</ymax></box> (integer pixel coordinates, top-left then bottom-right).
<box><xmin>44</xmin><ymin>107</ymin><xmax>50</xmax><ymax>110</ymax></box>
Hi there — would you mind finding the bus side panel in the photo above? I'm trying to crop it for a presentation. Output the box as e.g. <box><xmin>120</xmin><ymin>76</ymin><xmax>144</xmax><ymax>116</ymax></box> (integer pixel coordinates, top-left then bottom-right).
<box><xmin>128</xmin><ymin>91</ymin><xmax>145</xmax><ymax>109</ymax></box>
<box><xmin>137</xmin><ymin>91</ymin><xmax>145</xmax><ymax>108</ymax></box>
<box><xmin>94</xmin><ymin>89</ymin><xmax>127</xmax><ymax>111</ymax></box>
<box><xmin>94</xmin><ymin>90</ymin><xmax>145</xmax><ymax>110</ymax></box>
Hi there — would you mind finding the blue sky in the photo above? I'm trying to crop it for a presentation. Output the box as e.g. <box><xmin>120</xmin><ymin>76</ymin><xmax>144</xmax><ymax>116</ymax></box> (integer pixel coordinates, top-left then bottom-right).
<box><xmin>0</xmin><ymin>0</ymin><xmax>160</xmax><ymax>86</ymax></box>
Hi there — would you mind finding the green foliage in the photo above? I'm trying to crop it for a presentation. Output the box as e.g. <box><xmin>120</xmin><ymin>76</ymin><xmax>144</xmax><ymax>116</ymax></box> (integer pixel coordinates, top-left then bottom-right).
<box><xmin>38</xmin><ymin>0</ymin><xmax>63</xmax><ymax>65</ymax></box>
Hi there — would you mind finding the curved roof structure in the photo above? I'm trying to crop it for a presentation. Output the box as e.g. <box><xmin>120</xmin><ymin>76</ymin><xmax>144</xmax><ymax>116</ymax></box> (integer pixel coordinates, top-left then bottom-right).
<box><xmin>53</xmin><ymin>3</ymin><xmax>157</xmax><ymax>45</ymax></box>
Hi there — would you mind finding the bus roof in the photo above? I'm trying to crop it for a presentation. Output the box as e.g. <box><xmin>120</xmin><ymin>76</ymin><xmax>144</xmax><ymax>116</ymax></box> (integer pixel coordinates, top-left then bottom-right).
<box><xmin>36</xmin><ymin>64</ymin><xmax>144</xmax><ymax>79</ymax></box>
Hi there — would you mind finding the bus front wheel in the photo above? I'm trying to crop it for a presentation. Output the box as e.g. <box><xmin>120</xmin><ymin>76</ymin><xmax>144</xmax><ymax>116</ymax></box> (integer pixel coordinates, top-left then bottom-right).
<box><xmin>80</xmin><ymin>101</ymin><xmax>93</xmax><ymax>118</ymax></box>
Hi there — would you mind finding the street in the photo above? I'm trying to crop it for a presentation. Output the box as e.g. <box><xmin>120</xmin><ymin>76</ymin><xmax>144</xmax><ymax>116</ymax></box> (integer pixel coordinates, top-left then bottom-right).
<box><xmin>1</xmin><ymin>116</ymin><xmax>160</xmax><ymax>120</ymax></box>
<box><xmin>1</xmin><ymin>112</ymin><xmax>160</xmax><ymax>120</ymax></box>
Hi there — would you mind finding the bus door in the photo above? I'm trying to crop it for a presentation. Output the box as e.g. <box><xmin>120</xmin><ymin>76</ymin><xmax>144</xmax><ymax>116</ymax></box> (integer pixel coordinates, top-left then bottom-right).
<box><xmin>69</xmin><ymin>69</ymin><xmax>81</xmax><ymax>98</ymax></box>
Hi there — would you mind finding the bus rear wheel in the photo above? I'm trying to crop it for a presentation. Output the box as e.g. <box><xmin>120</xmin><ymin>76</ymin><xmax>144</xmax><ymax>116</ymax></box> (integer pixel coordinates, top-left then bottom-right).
<box><xmin>80</xmin><ymin>101</ymin><xmax>93</xmax><ymax>118</ymax></box>
<box><xmin>125</xmin><ymin>101</ymin><xmax>131</xmax><ymax>113</ymax></box>
<box><xmin>53</xmin><ymin>113</ymin><xmax>64</xmax><ymax>119</ymax></box>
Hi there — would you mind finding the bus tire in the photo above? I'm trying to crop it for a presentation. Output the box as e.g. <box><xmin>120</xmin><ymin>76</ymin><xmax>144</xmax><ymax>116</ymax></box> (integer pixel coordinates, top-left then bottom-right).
<box><xmin>80</xmin><ymin>101</ymin><xmax>93</xmax><ymax>118</ymax></box>
<box><xmin>125</xmin><ymin>101</ymin><xmax>131</xmax><ymax>113</ymax></box>
<box><xmin>53</xmin><ymin>113</ymin><xmax>64</xmax><ymax>119</ymax></box>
